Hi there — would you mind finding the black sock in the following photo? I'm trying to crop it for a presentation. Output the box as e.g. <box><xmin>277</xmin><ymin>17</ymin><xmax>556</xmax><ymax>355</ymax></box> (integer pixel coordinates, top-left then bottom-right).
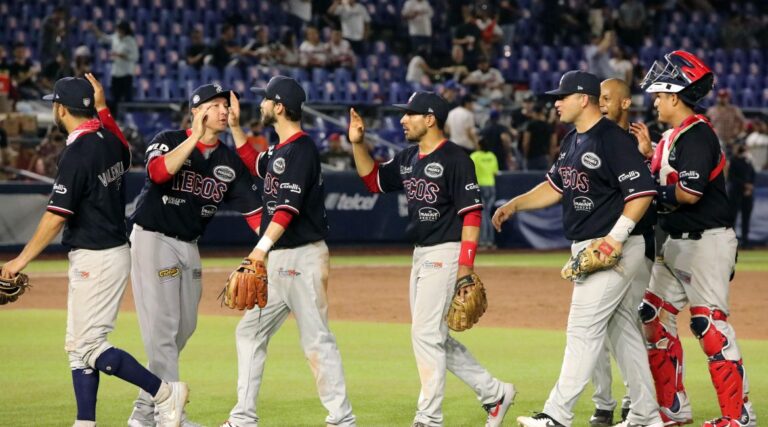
<box><xmin>94</xmin><ymin>347</ymin><xmax>161</xmax><ymax>396</ymax></box>
<box><xmin>71</xmin><ymin>368</ymin><xmax>99</xmax><ymax>421</ymax></box>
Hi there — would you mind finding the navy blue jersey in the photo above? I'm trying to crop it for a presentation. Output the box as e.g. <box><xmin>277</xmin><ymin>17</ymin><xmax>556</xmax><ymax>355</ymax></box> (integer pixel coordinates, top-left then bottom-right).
<box><xmin>47</xmin><ymin>125</ymin><xmax>130</xmax><ymax>249</ymax></box>
<box><xmin>375</xmin><ymin>140</ymin><xmax>482</xmax><ymax>246</ymax></box>
<box><xmin>660</xmin><ymin>122</ymin><xmax>732</xmax><ymax>233</ymax></box>
<box><xmin>254</xmin><ymin>132</ymin><xmax>328</xmax><ymax>249</ymax></box>
<box><xmin>131</xmin><ymin>130</ymin><xmax>262</xmax><ymax>241</ymax></box>
<box><xmin>546</xmin><ymin>118</ymin><xmax>656</xmax><ymax>241</ymax></box>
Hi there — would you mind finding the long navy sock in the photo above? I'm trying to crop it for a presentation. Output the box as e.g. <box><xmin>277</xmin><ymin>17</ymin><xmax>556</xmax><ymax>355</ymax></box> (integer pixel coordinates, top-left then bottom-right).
<box><xmin>72</xmin><ymin>368</ymin><xmax>99</xmax><ymax>421</ymax></box>
<box><xmin>94</xmin><ymin>347</ymin><xmax>162</xmax><ymax>396</ymax></box>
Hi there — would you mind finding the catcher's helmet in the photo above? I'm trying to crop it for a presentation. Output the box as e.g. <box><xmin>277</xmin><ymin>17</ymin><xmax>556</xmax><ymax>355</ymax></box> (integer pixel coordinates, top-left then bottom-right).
<box><xmin>640</xmin><ymin>50</ymin><xmax>714</xmax><ymax>105</ymax></box>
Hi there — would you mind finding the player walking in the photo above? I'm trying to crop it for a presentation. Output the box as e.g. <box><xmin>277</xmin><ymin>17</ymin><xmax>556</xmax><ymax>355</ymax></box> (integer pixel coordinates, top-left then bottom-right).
<box><xmin>127</xmin><ymin>84</ymin><xmax>262</xmax><ymax>426</ymax></box>
<box><xmin>493</xmin><ymin>71</ymin><xmax>662</xmax><ymax>427</ymax></box>
<box><xmin>348</xmin><ymin>92</ymin><xmax>516</xmax><ymax>427</ymax></box>
<box><xmin>221</xmin><ymin>76</ymin><xmax>356</xmax><ymax>427</ymax></box>
<box><xmin>637</xmin><ymin>50</ymin><xmax>757</xmax><ymax>427</ymax></box>
<box><xmin>0</xmin><ymin>75</ymin><xmax>188</xmax><ymax>427</ymax></box>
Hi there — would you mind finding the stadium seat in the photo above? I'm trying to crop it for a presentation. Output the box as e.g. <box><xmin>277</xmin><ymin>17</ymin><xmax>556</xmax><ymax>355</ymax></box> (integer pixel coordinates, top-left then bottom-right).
<box><xmin>201</xmin><ymin>65</ymin><xmax>221</xmax><ymax>83</ymax></box>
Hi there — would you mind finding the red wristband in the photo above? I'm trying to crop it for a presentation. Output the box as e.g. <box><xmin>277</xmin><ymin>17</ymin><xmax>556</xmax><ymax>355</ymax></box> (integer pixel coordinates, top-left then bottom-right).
<box><xmin>458</xmin><ymin>241</ymin><xmax>478</xmax><ymax>267</ymax></box>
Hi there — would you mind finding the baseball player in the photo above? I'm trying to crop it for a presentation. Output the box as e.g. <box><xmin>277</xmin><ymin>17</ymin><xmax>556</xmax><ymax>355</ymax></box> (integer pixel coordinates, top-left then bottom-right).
<box><xmin>0</xmin><ymin>75</ymin><xmax>188</xmax><ymax>427</ymax></box>
<box><xmin>348</xmin><ymin>92</ymin><xmax>516</xmax><ymax>427</ymax></box>
<box><xmin>637</xmin><ymin>50</ymin><xmax>757</xmax><ymax>427</ymax></box>
<box><xmin>587</xmin><ymin>78</ymin><xmax>659</xmax><ymax>427</ymax></box>
<box><xmin>493</xmin><ymin>71</ymin><xmax>662</xmax><ymax>427</ymax></box>
<box><xmin>221</xmin><ymin>76</ymin><xmax>356</xmax><ymax>427</ymax></box>
<box><xmin>127</xmin><ymin>84</ymin><xmax>262</xmax><ymax>427</ymax></box>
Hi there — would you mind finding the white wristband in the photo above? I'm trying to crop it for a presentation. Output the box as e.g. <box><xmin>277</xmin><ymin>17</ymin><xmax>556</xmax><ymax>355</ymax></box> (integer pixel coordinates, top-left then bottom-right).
<box><xmin>255</xmin><ymin>235</ymin><xmax>274</xmax><ymax>253</ymax></box>
<box><xmin>608</xmin><ymin>215</ymin><xmax>636</xmax><ymax>243</ymax></box>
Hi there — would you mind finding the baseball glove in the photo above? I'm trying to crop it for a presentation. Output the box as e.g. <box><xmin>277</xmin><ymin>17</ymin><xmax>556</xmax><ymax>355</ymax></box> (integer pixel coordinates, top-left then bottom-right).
<box><xmin>561</xmin><ymin>238</ymin><xmax>621</xmax><ymax>281</ymax></box>
<box><xmin>0</xmin><ymin>272</ymin><xmax>30</xmax><ymax>305</ymax></box>
<box><xmin>220</xmin><ymin>257</ymin><xmax>268</xmax><ymax>310</ymax></box>
<box><xmin>446</xmin><ymin>273</ymin><xmax>488</xmax><ymax>332</ymax></box>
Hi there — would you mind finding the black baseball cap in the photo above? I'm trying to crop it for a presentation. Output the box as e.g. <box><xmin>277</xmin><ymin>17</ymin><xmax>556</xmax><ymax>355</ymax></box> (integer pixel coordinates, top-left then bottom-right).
<box><xmin>251</xmin><ymin>76</ymin><xmax>306</xmax><ymax>113</ymax></box>
<box><xmin>393</xmin><ymin>91</ymin><xmax>450</xmax><ymax>124</ymax></box>
<box><xmin>189</xmin><ymin>83</ymin><xmax>238</xmax><ymax>108</ymax></box>
<box><xmin>42</xmin><ymin>77</ymin><xmax>96</xmax><ymax>111</ymax></box>
<box><xmin>545</xmin><ymin>70</ymin><xmax>601</xmax><ymax>98</ymax></box>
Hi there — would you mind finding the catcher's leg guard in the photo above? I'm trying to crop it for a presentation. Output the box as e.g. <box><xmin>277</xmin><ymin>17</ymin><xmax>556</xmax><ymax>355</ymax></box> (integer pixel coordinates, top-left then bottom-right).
<box><xmin>639</xmin><ymin>291</ymin><xmax>691</xmax><ymax>424</ymax></box>
<box><xmin>690</xmin><ymin>306</ymin><xmax>751</xmax><ymax>424</ymax></box>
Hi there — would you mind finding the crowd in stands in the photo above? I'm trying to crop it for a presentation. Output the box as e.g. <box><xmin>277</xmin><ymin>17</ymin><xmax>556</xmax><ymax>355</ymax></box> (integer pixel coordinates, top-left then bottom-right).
<box><xmin>1</xmin><ymin>0</ymin><xmax>768</xmax><ymax>180</ymax></box>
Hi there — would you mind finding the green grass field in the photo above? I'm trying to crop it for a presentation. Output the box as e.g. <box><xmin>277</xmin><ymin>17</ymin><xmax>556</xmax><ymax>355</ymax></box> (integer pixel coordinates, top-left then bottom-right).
<box><xmin>2</xmin><ymin>251</ymin><xmax>767</xmax><ymax>426</ymax></box>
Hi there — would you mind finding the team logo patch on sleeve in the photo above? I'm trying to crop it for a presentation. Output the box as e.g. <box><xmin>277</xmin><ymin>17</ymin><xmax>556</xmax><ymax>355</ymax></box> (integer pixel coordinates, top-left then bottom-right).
<box><xmin>581</xmin><ymin>152</ymin><xmax>602</xmax><ymax>169</ymax></box>
<box><xmin>418</xmin><ymin>207</ymin><xmax>440</xmax><ymax>222</ymax></box>
<box><xmin>54</xmin><ymin>183</ymin><xmax>67</xmax><ymax>194</ymax></box>
<box><xmin>618</xmin><ymin>171</ymin><xmax>640</xmax><ymax>182</ymax></box>
<box><xmin>213</xmin><ymin>165</ymin><xmax>236</xmax><ymax>182</ymax></box>
<box><xmin>201</xmin><ymin>205</ymin><xmax>218</xmax><ymax>217</ymax></box>
<box><xmin>273</xmin><ymin>158</ymin><xmax>286</xmax><ymax>174</ymax></box>
<box><xmin>465</xmin><ymin>183</ymin><xmax>479</xmax><ymax>191</ymax></box>
<box><xmin>424</xmin><ymin>162</ymin><xmax>444</xmax><ymax>178</ymax></box>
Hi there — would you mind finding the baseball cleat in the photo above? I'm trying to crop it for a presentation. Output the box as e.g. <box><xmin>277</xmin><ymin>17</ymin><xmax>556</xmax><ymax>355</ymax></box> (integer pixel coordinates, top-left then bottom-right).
<box><xmin>219</xmin><ymin>422</ymin><xmax>238</xmax><ymax>427</ymax></box>
<box><xmin>590</xmin><ymin>409</ymin><xmax>614</xmax><ymax>427</ymax></box>
<box><xmin>411</xmin><ymin>422</ymin><xmax>429</xmax><ymax>427</ymax></box>
<box><xmin>611</xmin><ymin>421</ymin><xmax>664</xmax><ymax>427</ymax></box>
<box><xmin>155</xmin><ymin>382</ymin><xmax>189</xmax><ymax>427</ymax></box>
<box><xmin>484</xmin><ymin>382</ymin><xmax>517</xmax><ymax>427</ymax></box>
<box><xmin>659</xmin><ymin>392</ymin><xmax>693</xmax><ymax>426</ymax></box>
<box><xmin>127</xmin><ymin>419</ymin><xmax>154</xmax><ymax>427</ymax></box>
<box><xmin>621</xmin><ymin>407</ymin><xmax>630</xmax><ymax>423</ymax></box>
<box><xmin>516</xmin><ymin>412</ymin><xmax>564</xmax><ymax>426</ymax></box>
<box><xmin>72</xmin><ymin>421</ymin><xmax>97</xmax><ymax>427</ymax></box>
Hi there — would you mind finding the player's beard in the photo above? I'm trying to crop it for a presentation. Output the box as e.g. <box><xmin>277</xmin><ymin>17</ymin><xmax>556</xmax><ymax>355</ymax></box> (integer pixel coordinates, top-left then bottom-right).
<box><xmin>261</xmin><ymin>108</ymin><xmax>276</xmax><ymax>127</ymax></box>
<box><xmin>405</xmin><ymin>125</ymin><xmax>426</xmax><ymax>143</ymax></box>
<box><xmin>53</xmin><ymin>105</ymin><xmax>67</xmax><ymax>134</ymax></box>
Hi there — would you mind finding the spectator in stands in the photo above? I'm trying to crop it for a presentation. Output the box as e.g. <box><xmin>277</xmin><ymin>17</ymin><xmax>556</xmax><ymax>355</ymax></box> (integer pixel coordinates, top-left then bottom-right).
<box><xmin>522</xmin><ymin>104</ymin><xmax>555</xmax><ymax>170</ymax></box>
<box><xmin>402</xmin><ymin>0</ymin><xmax>434</xmax><ymax>54</ymax></box>
<box><xmin>89</xmin><ymin>20</ymin><xmax>139</xmax><ymax>114</ymax></box>
<box><xmin>616</xmin><ymin>0</ymin><xmax>646</xmax><ymax>48</ymax></box>
<box><xmin>439</xmin><ymin>45</ymin><xmax>471</xmax><ymax>83</ymax></box>
<box><xmin>405</xmin><ymin>46</ymin><xmax>441</xmax><ymax>86</ymax></box>
<box><xmin>495</xmin><ymin>0</ymin><xmax>520</xmax><ymax>50</ymax></box>
<box><xmin>243</xmin><ymin>25</ymin><xmax>276</xmax><ymax>65</ymax></box>
<box><xmin>327</xmin><ymin>28</ymin><xmax>356</xmax><ymax>69</ymax></box>
<box><xmin>39</xmin><ymin>6</ymin><xmax>69</xmax><ymax>63</ymax></box>
<box><xmin>0</xmin><ymin>46</ymin><xmax>12</xmax><ymax>112</ymax></box>
<box><xmin>0</xmin><ymin>124</ymin><xmax>10</xmax><ymax>167</ymax></box>
<box><xmin>40</xmin><ymin>52</ymin><xmax>74</xmax><ymax>92</ymax></box>
<box><xmin>588</xmin><ymin>0</ymin><xmax>607</xmax><ymax>37</ymax></box>
<box><xmin>475</xmin><ymin>3</ymin><xmax>503</xmax><ymax>56</ymax></box>
<box><xmin>185</xmin><ymin>28</ymin><xmax>208</xmax><ymax>70</ymax></box>
<box><xmin>453</xmin><ymin>9</ymin><xmax>483</xmax><ymax>70</ymax></box>
<box><xmin>585</xmin><ymin>30</ymin><xmax>617</xmax><ymax>80</ymax></box>
<box><xmin>745</xmin><ymin>118</ymin><xmax>768</xmax><ymax>170</ymax></box>
<box><xmin>299</xmin><ymin>26</ymin><xmax>328</xmax><ymax>69</ymax></box>
<box><xmin>9</xmin><ymin>42</ymin><xmax>42</xmax><ymax>100</ymax></box>
<box><xmin>471</xmin><ymin>137</ymin><xmax>499</xmax><ymax>249</ymax></box>
<box><xmin>440</xmin><ymin>80</ymin><xmax>462</xmax><ymax>110</ymax></box>
<box><xmin>321</xmin><ymin>133</ymin><xmax>354</xmax><ymax>170</ymax></box>
<box><xmin>728</xmin><ymin>144</ymin><xmax>756</xmax><ymax>247</ymax></box>
<box><xmin>246</xmin><ymin>119</ymin><xmax>269</xmax><ymax>152</ymax></box>
<box><xmin>707</xmin><ymin>89</ymin><xmax>746</xmax><ymax>146</ymax></box>
<box><xmin>511</xmin><ymin>93</ymin><xmax>535</xmax><ymax>130</ymax></box>
<box><xmin>276</xmin><ymin>33</ymin><xmax>301</xmax><ymax>68</ymax></box>
<box><xmin>480</xmin><ymin>109</ymin><xmax>514</xmax><ymax>171</ymax></box>
<box><xmin>445</xmin><ymin>94</ymin><xmax>478</xmax><ymax>153</ymax></box>
<box><xmin>328</xmin><ymin>0</ymin><xmax>371</xmax><ymax>55</ymax></box>
<box><xmin>287</xmin><ymin>0</ymin><xmax>313</xmax><ymax>36</ymax></box>
<box><xmin>210</xmin><ymin>23</ymin><xmax>242</xmax><ymax>71</ymax></box>
<box><xmin>462</xmin><ymin>56</ymin><xmax>505</xmax><ymax>103</ymax></box>
<box><xmin>30</xmin><ymin>125</ymin><xmax>66</xmax><ymax>177</ymax></box>
<box><xmin>72</xmin><ymin>46</ymin><xmax>93</xmax><ymax>78</ymax></box>
<box><xmin>609</xmin><ymin>46</ymin><xmax>633</xmax><ymax>84</ymax></box>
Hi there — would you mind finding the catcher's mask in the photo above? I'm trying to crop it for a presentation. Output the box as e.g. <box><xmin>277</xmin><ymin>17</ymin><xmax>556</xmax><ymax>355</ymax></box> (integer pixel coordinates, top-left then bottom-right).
<box><xmin>641</xmin><ymin>50</ymin><xmax>714</xmax><ymax>106</ymax></box>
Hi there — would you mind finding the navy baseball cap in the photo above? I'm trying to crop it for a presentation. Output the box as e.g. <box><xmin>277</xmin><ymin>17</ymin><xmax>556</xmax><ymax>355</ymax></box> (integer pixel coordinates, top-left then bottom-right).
<box><xmin>546</xmin><ymin>70</ymin><xmax>601</xmax><ymax>98</ymax></box>
<box><xmin>251</xmin><ymin>76</ymin><xmax>306</xmax><ymax>113</ymax></box>
<box><xmin>189</xmin><ymin>83</ymin><xmax>238</xmax><ymax>108</ymax></box>
<box><xmin>42</xmin><ymin>77</ymin><xmax>96</xmax><ymax>111</ymax></box>
<box><xmin>393</xmin><ymin>91</ymin><xmax>450</xmax><ymax>124</ymax></box>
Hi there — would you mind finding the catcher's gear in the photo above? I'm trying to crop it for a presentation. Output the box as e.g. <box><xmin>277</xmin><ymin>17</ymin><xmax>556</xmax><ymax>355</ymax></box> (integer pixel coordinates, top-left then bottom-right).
<box><xmin>0</xmin><ymin>272</ymin><xmax>30</xmax><ymax>305</ymax></box>
<box><xmin>446</xmin><ymin>273</ymin><xmax>487</xmax><ymax>331</ymax></box>
<box><xmin>561</xmin><ymin>238</ymin><xmax>621</xmax><ymax>281</ymax></box>
<box><xmin>221</xmin><ymin>257</ymin><xmax>267</xmax><ymax>310</ymax></box>
<box><xmin>641</xmin><ymin>50</ymin><xmax>714</xmax><ymax>105</ymax></box>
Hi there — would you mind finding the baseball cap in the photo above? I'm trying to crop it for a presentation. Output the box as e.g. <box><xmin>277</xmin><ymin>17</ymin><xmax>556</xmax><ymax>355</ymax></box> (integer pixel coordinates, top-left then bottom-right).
<box><xmin>42</xmin><ymin>77</ymin><xmax>96</xmax><ymax>111</ymax></box>
<box><xmin>251</xmin><ymin>76</ymin><xmax>306</xmax><ymax>113</ymax></box>
<box><xmin>393</xmin><ymin>91</ymin><xmax>450</xmax><ymax>124</ymax></box>
<box><xmin>546</xmin><ymin>70</ymin><xmax>601</xmax><ymax>98</ymax></box>
<box><xmin>189</xmin><ymin>83</ymin><xmax>238</xmax><ymax>108</ymax></box>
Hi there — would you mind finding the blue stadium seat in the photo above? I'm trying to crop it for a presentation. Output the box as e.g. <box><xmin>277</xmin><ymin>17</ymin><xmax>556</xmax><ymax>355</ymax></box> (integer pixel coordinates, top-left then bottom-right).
<box><xmin>312</xmin><ymin>68</ymin><xmax>328</xmax><ymax>85</ymax></box>
<box><xmin>745</xmin><ymin>74</ymin><xmax>762</xmax><ymax>92</ymax></box>
<box><xmin>223</xmin><ymin>66</ymin><xmax>243</xmax><ymax>87</ymax></box>
<box><xmin>740</xmin><ymin>88</ymin><xmax>758</xmax><ymax>108</ymax></box>
<box><xmin>201</xmin><ymin>65</ymin><xmax>221</xmax><ymax>83</ymax></box>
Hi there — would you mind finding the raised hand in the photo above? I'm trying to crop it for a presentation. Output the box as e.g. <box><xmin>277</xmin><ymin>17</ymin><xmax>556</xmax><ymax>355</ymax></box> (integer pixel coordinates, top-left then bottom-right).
<box><xmin>191</xmin><ymin>104</ymin><xmax>212</xmax><ymax>139</ymax></box>
<box><xmin>227</xmin><ymin>91</ymin><xmax>240</xmax><ymax>129</ymax></box>
<box><xmin>84</xmin><ymin>73</ymin><xmax>107</xmax><ymax>111</ymax></box>
<box><xmin>629</xmin><ymin>122</ymin><xmax>653</xmax><ymax>158</ymax></box>
<box><xmin>348</xmin><ymin>108</ymin><xmax>366</xmax><ymax>145</ymax></box>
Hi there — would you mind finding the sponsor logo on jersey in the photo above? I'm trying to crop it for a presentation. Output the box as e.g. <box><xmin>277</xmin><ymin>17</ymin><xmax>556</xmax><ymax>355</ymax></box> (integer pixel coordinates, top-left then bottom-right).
<box><xmin>423</xmin><ymin>261</ymin><xmax>443</xmax><ymax>269</ymax></box>
<box><xmin>273</xmin><ymin>157</ymin><xmax>286</xmax><ymax>174</ymax></box>
<box><xmin>400</xmin><ymin>165</ymin><xmax>412</xmax><ymax>175</ymax></box>
<box><xmin>404</xmin><ymin>178</ymin><xmax>439</xmax><ymax>203</ymax></box>
<box><xmin>558</xmin><ymin>166</ymin><xmax>590</xmax><ymax>192</ymax></box>
<box><xmin>573</xmin><ymin>196</ymin><xmax>594</xmax><ymax>212</ymax></box>
<box><xmin>465</xmin><ymin>183</ymin><xmax>479</xmax><ymax>191</ymax></box>
<box><xmin>325</xmin><ymin>192</ymin><xmax>379</xmax><ymax>210</ymax></box>
<box><xmin>54</xmin><ymin>183</ymin><xmax>67</xmax><ymax>194</ymax></box>
<box><xmin>98</xmin><ymin>161</ymin><xmax>125</xmax><ymax>187</ymax></box>
<box><xmin>418</xmin><ymin>207</ymin><xmax>440</xmax><ymax>222</ymax></box>
<box><xmin>279</xmin><ymin>182</ymin><xmax>302</xmax><ymax>194</ymax></box>
<box><xmin>146</xmin><ymin>143</ymin><xmax>171</xmax><ymax>153</ymax></box>
<box><xmin>678</xmin><ymin>170</ymin><xmax>700</xmax><ymax>180</ymax></box>
<box><xmin>424</xmin><ymin>162</ymin><xmax>444</xmax><ymax>178</ymax></box>
<box><xmin>171</xmin><ymin>170</ymin><xmax>228</xmax><ymax>202</ymax></box>
<box><xmin>213</xmin><ymin>165</ymin><xmax>236</xmax><ymax>182</ymax></box>
<box><xmin>618</xmin><ymin>170</ymin><xmax>640</xmax><ymax>182</ymax></box>
<box><xmin>278</xmin><ymin>268</ymin><xmax>301</xmax><ymax>277</ymax></box>
<box><xmin>201</xmin><ymin>204</ymin><xmax>218</xmax><ymax>217</ymax></box>
<box><xmin>161</xmin><ymin>195</ymin><xmax>186</xmax><ymax>206</ymax></box>
<box><xmin>158</xmin><ymin>267</ymin><xmax>181</xmax><ymax>280</ymax></box>
<box><xmin>581</xmin><ymin>152</ymin><xmax>601</xmax><ymax>169</ymax></box>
